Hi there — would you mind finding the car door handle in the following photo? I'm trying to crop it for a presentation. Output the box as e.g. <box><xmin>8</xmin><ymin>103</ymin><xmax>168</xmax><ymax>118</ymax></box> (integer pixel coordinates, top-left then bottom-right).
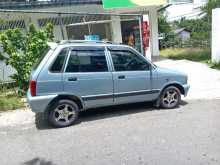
<box><xmin>68</xmin><ymin>77</ymin><xmax>77</xmax><ymax>81</ymax></box>
<box><xmin>118</xmin><ymin>75</ymin><xmax>125</xmax><ymax>79</ymax></box>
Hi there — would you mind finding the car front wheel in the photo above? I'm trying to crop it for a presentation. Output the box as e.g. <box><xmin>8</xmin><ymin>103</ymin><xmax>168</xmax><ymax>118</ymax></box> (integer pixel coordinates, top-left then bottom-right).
<box><xmin>48</xmin><ymin>99</ymin><xmax>79</xmax><ymax>128</ymax></box>
<box><xmin>160</xmin><ymin>86</ymin><xmax>181</xmax><ymax>109</ymax></box>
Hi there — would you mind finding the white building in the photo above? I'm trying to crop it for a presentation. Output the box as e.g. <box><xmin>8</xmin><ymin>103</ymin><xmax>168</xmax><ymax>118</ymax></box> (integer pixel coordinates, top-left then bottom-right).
<box><xmin>174</xmin><ymin>28</ymin><xmax>191</xmax><ymax>41</ymax></box>
<box><xmin>0</xmin><ymin>0</ymin><xmax>163</xmax><ymax>56</ymax></box>
<box><xmin>212</xmin><ymin>8</ymin><xmax>220</xmax><ymax>63</ymax></box>
<box><xmin>166</xmin><ymin>0</ymin><xmax>208</xmax><ymax>21</ymax></box>
<box><xmin>0</xmin><ymin>0</ymin><xmax>164</xmax><ymax>81</ymax></box>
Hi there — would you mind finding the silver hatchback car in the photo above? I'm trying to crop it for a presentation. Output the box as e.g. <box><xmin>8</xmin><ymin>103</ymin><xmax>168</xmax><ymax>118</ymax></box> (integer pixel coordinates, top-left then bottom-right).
<box><xmin>27</xmin><ymin>40</ymin><xmax>189</xmax><ymax>127</ymax></box>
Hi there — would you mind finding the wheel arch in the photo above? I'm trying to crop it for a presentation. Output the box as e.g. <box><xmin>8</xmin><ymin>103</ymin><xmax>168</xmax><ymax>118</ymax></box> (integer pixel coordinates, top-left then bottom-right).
<box><xmin>155</xmin><ymin>82</ymin><xmax>185</xmax><ymax>107</ymax></box>
<box><xmin>160</xmin><ymin>82</ymin><xmax>185</xmax><ymax>96</ymax></box>
<box><xmin>46</xmin><ymin>94</ymin><xmax>84</xmax><ymax>113</ymax></box>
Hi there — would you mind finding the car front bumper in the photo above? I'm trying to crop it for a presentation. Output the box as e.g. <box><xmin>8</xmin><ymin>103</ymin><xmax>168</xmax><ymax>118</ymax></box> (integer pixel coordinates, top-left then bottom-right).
<box><xmin>27</xmin><ymin>90</ymin><xmax>57</xmax><ymax>113</ymax></box>
<box><xmin>183</xmin><ymin>84</ymin><xmax>190</xmax><ymax>97</ymax></box>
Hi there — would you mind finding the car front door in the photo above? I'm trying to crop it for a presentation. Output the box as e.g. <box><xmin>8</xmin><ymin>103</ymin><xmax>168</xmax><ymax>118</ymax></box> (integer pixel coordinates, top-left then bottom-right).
<box><xmin>63</xmin><ymin>46</ymin><xmax>113</xmax><ymax>108</ymax></box>
<box><xmin>108</xmin><ymin>46</ymin><xmax>154</xmax><ymax>104</ymax></box>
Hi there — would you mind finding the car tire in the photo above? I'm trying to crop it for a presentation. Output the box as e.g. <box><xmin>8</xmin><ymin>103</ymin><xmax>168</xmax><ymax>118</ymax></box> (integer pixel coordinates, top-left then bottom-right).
<box><xmin>160</xmin><ymin>86</ymin><xmax>181</xmax><ymax>109</ymax></box>
<box><xmin>48</xmin><ymin>99</ymin><xmax>79</xmax><ymax>128</ymax></box>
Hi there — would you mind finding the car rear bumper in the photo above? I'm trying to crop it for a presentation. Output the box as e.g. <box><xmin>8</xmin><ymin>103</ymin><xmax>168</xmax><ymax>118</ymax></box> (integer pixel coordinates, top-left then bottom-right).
<box><xmin>27</xmin><ymin>90</ymin><xmax>57</xmax><ymax>113</ymax></box>
<box><xmin>183</xmin><ymin>84</ymin><xmax>190</xmax><ymax>97</ymax></box>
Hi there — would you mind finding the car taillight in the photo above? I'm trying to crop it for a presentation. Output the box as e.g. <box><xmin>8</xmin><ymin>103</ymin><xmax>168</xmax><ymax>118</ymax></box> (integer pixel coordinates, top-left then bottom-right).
<box><xmin>30</xmin><ymin>80</ymin><xmax>36</xmax><ymax>96</ymax></box>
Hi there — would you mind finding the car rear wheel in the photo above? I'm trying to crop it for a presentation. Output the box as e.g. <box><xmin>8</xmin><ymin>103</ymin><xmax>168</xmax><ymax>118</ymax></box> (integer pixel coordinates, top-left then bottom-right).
<box><xmin>49</xmin><ymin>99</ymin><xmax>79</xmax><ymax>128</ymax></box>
<box><xmin>160</xmin><ymin>86</ymin><xmax>181</xmax><ymax>109</ymax></box>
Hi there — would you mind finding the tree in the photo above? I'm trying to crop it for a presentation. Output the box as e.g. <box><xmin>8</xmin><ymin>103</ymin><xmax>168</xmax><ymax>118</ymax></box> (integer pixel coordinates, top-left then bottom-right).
<box><xmin>158</xmin><ymin>13</ymin><xmax>173</xmax><ymax>49</ymax></box>
<box><xmin>173</xmin><ymin>0</ymin><xmax>220</xmax><ymax>41</ymax></box>
<box><xmin>158</xmin><ymin>13</ymin><xmax>171</xmax><ymax>34</ymax></box>
<box><xmin>174</xmin><ymin>17</ymin><xmax>210</xmax><ymax>40</ymax></box>
<box><xmin>201</xmin><ymin>0</ymin><xmax>220</xmax><ymax>21</ymax></box>
<box><xmin>0</xmin><ymin>23</ymin><xmax>54</xmax><ymax>95</ymax></box>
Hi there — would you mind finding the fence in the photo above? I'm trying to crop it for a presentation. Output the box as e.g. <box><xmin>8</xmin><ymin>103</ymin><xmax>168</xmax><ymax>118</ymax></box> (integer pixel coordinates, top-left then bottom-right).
<box><xmin>160</xmin><ymin>38</ymin><xmax>210</xmax><ymax>49</ymax></box>
<box><xmin>0</xmin><ymin>61</ymin><xmax>15</xmax><ymax>83</ymax></box>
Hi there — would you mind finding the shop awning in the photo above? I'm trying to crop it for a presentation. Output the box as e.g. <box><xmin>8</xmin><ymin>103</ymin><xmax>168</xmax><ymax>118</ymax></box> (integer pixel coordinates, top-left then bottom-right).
<box><xmin>102</xmin><ymin>0</ymin><xmax>167</xmax><ymax>9</ymax></box>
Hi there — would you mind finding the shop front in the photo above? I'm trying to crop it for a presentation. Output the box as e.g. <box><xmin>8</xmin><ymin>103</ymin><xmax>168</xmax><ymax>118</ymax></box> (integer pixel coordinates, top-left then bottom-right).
<box><xmin>65</xmin><ymin>16</ymin><xmax>150</xmax><ymax>56</ymax></box>
<box><xmin>0</xmin><ymin>0</ymin><xmax>163</xmax><ymax>58</ymax></box>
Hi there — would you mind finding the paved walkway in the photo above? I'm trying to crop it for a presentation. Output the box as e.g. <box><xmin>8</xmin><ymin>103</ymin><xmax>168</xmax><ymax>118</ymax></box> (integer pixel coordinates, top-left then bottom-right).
<box><xmin>155</xmin><ymin>59</ymin><xmax>220</xmax><ymax>100</ymax></box>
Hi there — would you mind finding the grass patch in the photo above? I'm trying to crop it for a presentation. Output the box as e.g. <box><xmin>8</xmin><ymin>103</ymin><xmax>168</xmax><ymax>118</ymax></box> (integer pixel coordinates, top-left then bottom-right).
<box><xmin>160</xmin><ymin>48</ymin><xmax>211</xmax><ymax>63</ymax></box>
<box><xmin>160</xmin><ymin>48</ymin><xmax>220</xmax><ymax>70</ymax></box>
<box><xmin>210</xmin><ymin>62</ymin><xmax>220</xmax><ymax>70</ymax></box>
<box><xmin>0</xmin><ymin>90</ymin><xmax>24</xmax><ymax>112</ymax></box>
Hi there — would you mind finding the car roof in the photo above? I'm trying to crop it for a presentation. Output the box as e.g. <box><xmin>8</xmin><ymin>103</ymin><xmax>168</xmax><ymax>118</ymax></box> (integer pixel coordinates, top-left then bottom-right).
<box><xmin>48</xmin><ymin>40</ymin><xmax>130</xmax><ymax>50</ymax></box>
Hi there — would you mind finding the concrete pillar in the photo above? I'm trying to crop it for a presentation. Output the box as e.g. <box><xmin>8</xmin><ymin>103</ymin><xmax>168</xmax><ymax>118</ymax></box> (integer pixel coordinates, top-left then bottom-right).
<box><xmin>53</xmin><ymin>25</ymin><xmax>68</xmax><ymax>41</ymax></box>
<box><xmin>212</xmin><ymin>8</ymin><xmax>220</xmax><ymax>63</ymax></box>
<box><xmin>63</xmin><ymin>26</ymin><xmax>68</xmax><ymax>40</ymax></box>
<box><xmin>57</xmin><ymin>14</ymin><xmax>68</xmax><ymax>40</ymax></box>
<box><xmin>23</xmin><ymin>16</ymin><xmax>36</xmax><ymax>32</ymax></box>
<box><xmin>149</xmin><ymin>8</ymin><xmax>160</xmax><ymax>57</ymax></box>
<box><xmin>111</xmin><ymin>16</ymin><xmax>122</xmax><ymax>43</ymax></box>
<box><xmin>53</xmin><ymin>26</ymin><xmax>63</xmax><ymax>41</ymax></box>
<box><xmin>143</xmin><ymin>14</ymin><xmax>151</xmax><ymax>61</ymax></box>
<box><xmin>23</xmin><ymin>14</ymin><xmax>40</xmax><ymax>30</ymax></box>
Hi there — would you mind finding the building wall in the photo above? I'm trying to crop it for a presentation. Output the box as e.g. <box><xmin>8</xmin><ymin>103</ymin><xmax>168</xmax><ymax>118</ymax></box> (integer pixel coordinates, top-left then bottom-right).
<box><xmin>179</xmin><ymin>31</ymin><xmax>191</xmax><ymax>41</ymax></box>
<box><xmin>0</xmin><ymin>61</ymin><xmax>15</xmax><ymax>82</ymax></box>
<box><xmin>0</xmin><ymin>47</ymin><xmax>16</xmax><ymax>82</ymax></box>
<box><xmin>212</xmin><ymin>8</ymin><xmax>220</xmax><ymax>63</ymax></box>
<box><xmin>0</xmin><ymin>4</ymin><xmax>161</xmax><ymax>83</ymax></box>
<box><xmin>166</xmin><ymin>0</ymin><xmax>208</xmax><ymax>21</ymax></box>
<box><xmin>66</xmin><ymin>22</ymin><xmax>112</xmax><ymax>41</ymax></box>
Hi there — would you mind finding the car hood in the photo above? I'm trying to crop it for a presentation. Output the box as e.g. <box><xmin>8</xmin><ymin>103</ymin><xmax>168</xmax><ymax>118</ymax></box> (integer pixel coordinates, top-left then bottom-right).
<box><xmin>155</xmin><ymin>67</ymin><xmax>187</xmax><ymax>77</ymax></box>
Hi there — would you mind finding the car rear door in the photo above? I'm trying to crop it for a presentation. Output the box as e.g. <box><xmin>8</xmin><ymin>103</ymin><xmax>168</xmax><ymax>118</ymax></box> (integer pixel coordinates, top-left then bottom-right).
<box><xmin>63</xmin><ymin>46</ymin><xmax>114</xmax><ymax>108</ymax></box>
<box><xmin>108</xmin><ymin>46</ymin><xmax>154</xmax><ymax>104</ymax></box>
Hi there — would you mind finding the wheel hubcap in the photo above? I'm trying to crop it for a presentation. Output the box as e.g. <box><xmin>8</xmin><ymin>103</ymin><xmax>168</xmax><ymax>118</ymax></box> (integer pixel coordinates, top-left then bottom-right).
<box><xmin>162</xmin><ymin>89</ymin><xmax>178</xmax><ymax>108</ymax></box>
<box><xmin>54</xmin><ymin>104</ymin><xmax>75</xmax><ymax>123</ymax></box>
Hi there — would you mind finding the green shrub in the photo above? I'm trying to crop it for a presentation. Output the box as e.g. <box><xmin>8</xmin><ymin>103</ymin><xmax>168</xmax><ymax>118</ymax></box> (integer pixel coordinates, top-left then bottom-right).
<box><xmin>0</xmin><ymin>94</ymin><xmax>24</xmax><ymax>111</ymax></box>
<box><xmin>0</xmin><ymin>23</ymin><xmax>54</xmax><ymax>95</ymax></box>
<box><xmin>210</xmin><ymin>62</ymin><xmax>220</xmax><ymax>70</ymax></box>
<box><xmin>0</xmin><ymin>85</ymin><xmax>24</xmax><ymax>111</ymax></box>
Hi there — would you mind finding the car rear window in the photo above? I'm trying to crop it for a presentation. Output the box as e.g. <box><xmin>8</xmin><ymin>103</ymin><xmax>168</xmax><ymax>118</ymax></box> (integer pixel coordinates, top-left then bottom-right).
<box><xmin>32</xmin><ymin>47</ymin><xmax>50</xmax><ymax>70</ymax></box>
<box><xmin>65</xmin><ymin>49</ymin><xmax>108</xmax><ymax>73</ymax></box>
<box><xmin>50</xmin><ymin>48</ymin><xmax>68</xmax><ymax>73</ymax></box>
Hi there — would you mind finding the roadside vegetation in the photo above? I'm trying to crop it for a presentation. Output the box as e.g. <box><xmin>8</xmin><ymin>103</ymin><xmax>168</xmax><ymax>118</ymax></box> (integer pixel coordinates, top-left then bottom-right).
<box><xmin>210</xmin><ymin>62</ymin><xmax>220</xmax><ymax>70</ymax></box>
<box><xmin>160</xmin><ymin>48</ymin><xmax>210</xmax><ymax>63</ymax></box>
<box><xmin>0</xmin><ymin>23</ymin><xmax>53</xmax><ymax>111</ymax></box>
<box><xmin>160</xmin><ymin>48</ymin><xmax>220</xmax><ymax>70</ymax></box>
<box><xmin>0</xmin><ymin>86</ymin><xmax>24</xmax><ymax>111</ymax></box>
<box><xmin>0</xmin><ymin>23</ymin><xmax>54</xmax><ymax>96</ymax></box>
<box><xmin>158</xmin><ymin>0</ymin><xmax>220</xmax><ymax>70</ymax></box>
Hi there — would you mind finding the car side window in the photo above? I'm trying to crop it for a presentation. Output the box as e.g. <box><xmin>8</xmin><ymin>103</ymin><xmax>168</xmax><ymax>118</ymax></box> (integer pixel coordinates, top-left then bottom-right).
<box><xmin>65</xmin><ymin>49</ymin><xmax>108</xmax><ymax>73</ymax></box>
<box><xmin>50</xmin><ymin>48</ymin><xmax>68</xmax><ymax>73</ymax></box>
<box><xmin>109</xmin><ymin>49</ymin><xmax>150</xmax><ymax>71</ymax></box>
